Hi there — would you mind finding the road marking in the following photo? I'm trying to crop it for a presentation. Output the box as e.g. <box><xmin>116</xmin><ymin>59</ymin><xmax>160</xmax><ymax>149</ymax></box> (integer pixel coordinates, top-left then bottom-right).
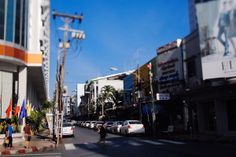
<box><xmin>64</xmin><ymin>143</ymin><xmax>77</xmax><ymax>150</ymax></box>
<box><xmin>128</xmin><ymin>140</ymin><xmax>142</xmax><ymax>146</ymax></box>
<box><xmin>158</xmin><ymin>139</ymin><xmax>185</xmax><ymax>145</ymax></box>
<box><xmin>84</xmin><ymin>142</ymin><xmax>98</xmax><ymax>149</ymax></box>
<box><xmin>140</xmin><ymin>140</ymin><xmax>164</xmax><ymax>145</ymax></box>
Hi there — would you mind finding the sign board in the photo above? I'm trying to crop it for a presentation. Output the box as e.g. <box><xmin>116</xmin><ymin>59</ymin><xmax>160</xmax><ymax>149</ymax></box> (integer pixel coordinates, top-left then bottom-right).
<box><xmin>196</xmin><ymin>0</ymin><xmax>236</xmax><ymax>80</ymax></box>
<box><xmin>156</xmin><ymin>93</ymin><xmax>170</xmax><ymax>100</ymax></box>
<box><xmin>156</xmin><ymin>39</ymin><xmax>184</xmax><ymax>93</ymax></box>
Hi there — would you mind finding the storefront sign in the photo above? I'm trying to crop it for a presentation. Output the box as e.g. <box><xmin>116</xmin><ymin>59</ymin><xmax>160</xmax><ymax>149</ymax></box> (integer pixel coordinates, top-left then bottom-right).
<box><xmin>156</xmin><ymin>93</ymin><xmax>170</xmax><ymax>100</ymax></box>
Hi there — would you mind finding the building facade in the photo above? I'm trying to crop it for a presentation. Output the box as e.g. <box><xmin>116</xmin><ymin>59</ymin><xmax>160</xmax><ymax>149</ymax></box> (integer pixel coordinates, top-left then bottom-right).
<box><xmin>0</xmin><ymin>0</ymin><xmax>50</xmax><ymax>118</ymax></box>
<box><xmin>184</xmin><ymin>0</ymin><xmax>236</xmax><ymax>136</ymax></box>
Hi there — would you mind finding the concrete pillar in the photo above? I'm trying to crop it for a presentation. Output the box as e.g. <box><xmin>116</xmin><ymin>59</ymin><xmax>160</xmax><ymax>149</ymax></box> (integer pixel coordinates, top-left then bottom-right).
<box><xmin>215</xmin><ymin>100</ymin><xmax>228</xmax><ymax>135</ymax></box>
<box><xmin>18</xmin><ymin>66</ymin><xmax>27</xmax><ymax>133</ymax></box>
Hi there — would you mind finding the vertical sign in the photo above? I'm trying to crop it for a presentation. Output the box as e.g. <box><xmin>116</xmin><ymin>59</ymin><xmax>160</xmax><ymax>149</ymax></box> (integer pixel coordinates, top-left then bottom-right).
<box><xmin>156</xmin><ymin>39</ymin><xmax>183</xmax><ymax>93</ymax></box>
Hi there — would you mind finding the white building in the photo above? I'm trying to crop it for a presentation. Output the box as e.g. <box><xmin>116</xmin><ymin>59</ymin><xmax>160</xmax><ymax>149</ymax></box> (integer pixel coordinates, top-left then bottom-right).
<box><xmin>0</xmin><ymin>0</ymin><xmax>50</xmax><ymax>118</ymax></box>
<box><xmin>77</xmin><ymin>83</ymin><xmax>85</xmax><ymax>107</ymax></box>
<box><xmin>85</xmin><ymin>71</ymin><xmax>134</xmax><ymax>113</ymax></box>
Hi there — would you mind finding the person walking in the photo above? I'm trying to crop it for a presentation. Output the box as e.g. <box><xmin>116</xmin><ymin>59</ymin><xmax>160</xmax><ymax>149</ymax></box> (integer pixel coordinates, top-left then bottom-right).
<box><xmin>97</xmin><ymin>125</ymin><xmax>107</xmax><ymax>144</ymax></box>
<box><xmin>6</xmin><ymin>122</ymin><xmax>13</xmax><ymax>149</ymax></box>
<box><xmin>23</xmin><ymin>123</ymin><xmax>32</xmax><ymax>148</ymax></box>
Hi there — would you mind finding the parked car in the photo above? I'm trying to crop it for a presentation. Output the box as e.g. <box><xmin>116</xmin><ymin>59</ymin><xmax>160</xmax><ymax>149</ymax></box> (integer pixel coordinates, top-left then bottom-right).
<box><xmin>94</xmin><ymin>121</ymin><xmax>104</xmax><ymax>130</ymax></box>
<box><xmin>62</xmin><ymin>123</ymin><xmax>75</xmax><ymax>137</ymax></box>
<box><xmin>103</xmin><ymin>121</ymin><xmax>114</xmax><ymax>132</ymax></box>
<box><xmin>89</xmin><ymin>121</ymin><xmax>97</xmax><ymax>129</ymax></box>
<box><xmin>120</xmin><ymin>120</ymin><xmax>145</xmax><ymax>135</ymax></box>
<box><xmin>110</xmin><ymin>121</ymin><xmax>123</xmax><ymax>133</ymax></box>
<box><xmin>71</xmin><ymin>120</ymin><xmax>77</xmax><ymax>126</ymax></box>
<box><xmin>85</xmin><ymin>121</ymin><xmax>91</xmax><ymax>128</ymax></box>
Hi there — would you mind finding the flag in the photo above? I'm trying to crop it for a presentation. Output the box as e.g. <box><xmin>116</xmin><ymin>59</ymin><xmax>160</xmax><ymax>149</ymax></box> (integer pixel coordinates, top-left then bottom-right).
<box><xmin>19</xmin><ymin>99</ymin><xmax>26</xmax><ymax>119</ymax></box>
<box><xmin>26</xmin><ymin>99</ymin><xmax>31</xmax><ymax>116</ymax></box>
<box><xmin>14</xmin><ymin>99</ymin><xmax>20</xmax><ymax>116</ymax></box>
<box><xmin>5</xmin><ymin>98</ymin><xmax>12</xmax><ymax>118</ymax></box>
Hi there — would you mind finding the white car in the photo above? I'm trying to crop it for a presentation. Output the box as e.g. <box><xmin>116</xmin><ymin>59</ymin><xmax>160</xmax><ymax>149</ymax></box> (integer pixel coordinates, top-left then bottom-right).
<box><xmin>62</xmin><ymin>123</ymin><xmax>75</xmax><ymax>137</ymax></box>
<box><xmin>120</xmin><ymin>120</ymin><xmax>145</xmax><ymax>135</ymax></box>
<box><xmin>89</xmin><ymin>121</ymin><xmax>97</xmax><ymax>129</ymax></box>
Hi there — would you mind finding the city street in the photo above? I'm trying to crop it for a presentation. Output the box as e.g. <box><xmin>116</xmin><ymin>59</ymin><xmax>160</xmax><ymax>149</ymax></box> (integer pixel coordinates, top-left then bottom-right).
<box><xmin>21</xmin><ymin>126</ymin><xmax>235</xmax><ymax>157</ymax></box>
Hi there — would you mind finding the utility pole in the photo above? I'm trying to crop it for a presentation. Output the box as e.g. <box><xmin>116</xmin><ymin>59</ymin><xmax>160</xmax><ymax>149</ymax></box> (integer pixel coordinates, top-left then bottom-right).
<box><xmin>148</xmin><ymin>62</ymin><xmax>156</xmax><ymax>136</ymax></box>
<box><xmin>137</xmin><ymin>64</ymin><xmax>142</xmax><ymax>122</ymax></box>
<box><xmin>52</xmin><ymin>11</ymin><xmax>84</xmax><ymax>145</ymax></box>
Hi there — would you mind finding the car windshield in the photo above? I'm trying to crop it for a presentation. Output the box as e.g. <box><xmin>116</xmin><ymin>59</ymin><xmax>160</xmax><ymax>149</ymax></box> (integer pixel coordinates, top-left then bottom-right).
<box><xmin>129</xmin><ymin>121</ymin><xmax>141</xmax><ymax>124</ymax></box>
<box><xmin>117</xmin><ymin>122</ymin><xmax>123</xmax><ymax>125</ymax></box>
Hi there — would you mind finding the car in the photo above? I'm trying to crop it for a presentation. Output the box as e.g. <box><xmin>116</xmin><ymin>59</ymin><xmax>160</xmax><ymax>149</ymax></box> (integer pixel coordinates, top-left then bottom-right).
<box><xmin>85</xmin><ymin>121</ymin><xmax>91</xmax><ymax>128</ymax></box>
<box><xmin>120</xmin><ymin>120</ymin><xmax>145</xmax><ymax>135</ymax></box>
<box><xmin>103</xmin><ymin>121</ymin><xmax>114</xmax><ymax>132</ymax></box>
<box><xmin>110</xmin><ymin>121</ymin><xmax>123</xmax><ymax>133</ymax></box>
<box><xmin>71</xmin><ymin>120</ymin><xmax>77</xmax><ymax>126</ymax></box>
<box><xmin>89</xmin><ymin>121</ymin><xmax>97</xmax><ymax>129</ymax></box>
<box><xmin>62</xmin><ymin>123</ymin><xmax>75</xmax><ymax>137</ymax></box>
<box><xmin>94</xmin><ymin>121</ymin><xmax>104</xmax><ymax>130</ymax></box>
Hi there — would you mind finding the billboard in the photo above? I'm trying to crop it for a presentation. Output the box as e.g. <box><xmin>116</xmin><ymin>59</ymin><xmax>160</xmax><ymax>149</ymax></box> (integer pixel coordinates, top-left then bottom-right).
<box><xmin>196</xmin><ymin>0</ymin><xmax>236</xmax><ymax>79</ymax></box>
<box><xmin>156</xmin><ymin>39</ymin><xmax>183</xmax><ymax>93</ymax></box>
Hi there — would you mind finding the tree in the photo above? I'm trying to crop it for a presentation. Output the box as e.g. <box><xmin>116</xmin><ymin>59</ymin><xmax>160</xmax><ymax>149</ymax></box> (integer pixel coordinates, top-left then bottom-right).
<box><xmin>97</xmin><ymin>85</ymin><xmax>118</xmax><ymax>119</ymax></box>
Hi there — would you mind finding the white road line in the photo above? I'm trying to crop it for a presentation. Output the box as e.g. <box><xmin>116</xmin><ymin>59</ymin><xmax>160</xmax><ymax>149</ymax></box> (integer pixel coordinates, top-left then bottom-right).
<box><xmin>84</xmin><ymin>142</ymin><xmax>98</xmax><ymax>149</ymax></box>
<box><xmin>158</xmin><ymin>139</ymin><xmax>185</xmax><ymax>145</ymax></box>
<box><xmin>128</xmin><ymin>140</ymin><xmax>142</xmax><ymax>146</ymax></box>
<box><xmin>64</xmin><ymin>143</ymin><xmax>77</xmax><ymax>150</ymax></box>
<box><xmin>140</xmin><ymin>140</ymin><xmax>164</xmax><ymax>145</ymax></box>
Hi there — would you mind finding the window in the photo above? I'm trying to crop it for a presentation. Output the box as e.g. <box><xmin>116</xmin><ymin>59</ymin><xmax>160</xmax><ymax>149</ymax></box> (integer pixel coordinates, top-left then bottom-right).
<box><xmin>6</xmin><ymin>0</ymin><xmax>14</xmax><ymax>42</ymax></box>
<box><xmin>14</xmin><ymin>0</ymin><xmax>21</xmax><ymax>44</ymax></box>
<box><xmin>0</xmin><ymin>0</ymin><xmax>5</xmax><ymax>39</ymax></box>
<box><xmin>21</xmin><ymin>0</ymin><xmax>25</xmax><ymax>47</ymax></box>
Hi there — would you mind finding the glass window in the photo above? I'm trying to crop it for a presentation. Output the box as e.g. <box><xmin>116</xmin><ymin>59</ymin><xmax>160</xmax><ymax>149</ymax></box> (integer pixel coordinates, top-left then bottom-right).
<box><xmin>25</xmin><ymin>0</ymin><xmax>28</xmax><ymax>48</ymax></box>
<box><xmin>14</xmin><ymin>0</ymin><xmax>21</xmax><ymax>44</ymax></box>
<box><xmin>0</xmin><ymin>0</ymin><xmax>5</xmax><ymax>39</ymax></box>
<box><xmin>6</xmin><ymin>0</ymin><xmax>14</xmax><ymax>42</ymax></box>
<box><xmin>21</xmin><ymin>0</ymin><xmax>25</xmax><ymax>47</ymax></box>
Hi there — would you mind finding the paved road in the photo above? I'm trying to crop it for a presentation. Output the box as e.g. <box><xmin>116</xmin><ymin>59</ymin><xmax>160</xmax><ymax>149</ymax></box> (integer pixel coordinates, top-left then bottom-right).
<box><xmin>60</xmin><ymin>127</ymin><xmax>236</xmax><ymax>157</ymax></box>
<box><xmin>17</xmin><ymin>126</ymin><xmax>236</xmax><ymax>157</ymax></box>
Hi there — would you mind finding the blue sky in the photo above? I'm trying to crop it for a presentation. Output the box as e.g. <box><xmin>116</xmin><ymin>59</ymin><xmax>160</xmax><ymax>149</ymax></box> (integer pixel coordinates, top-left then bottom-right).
<box><xmin>50</xmin><ymin>0</ymin><xmax>189</xmax><ymax>97</ymax></box>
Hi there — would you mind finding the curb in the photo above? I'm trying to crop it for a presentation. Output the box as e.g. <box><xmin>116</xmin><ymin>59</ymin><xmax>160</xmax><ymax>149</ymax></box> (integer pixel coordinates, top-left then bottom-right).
<box><xmin>0</xmin><ymin>144</ymin><xmax>56</xmax><ymax>156</ymax></box>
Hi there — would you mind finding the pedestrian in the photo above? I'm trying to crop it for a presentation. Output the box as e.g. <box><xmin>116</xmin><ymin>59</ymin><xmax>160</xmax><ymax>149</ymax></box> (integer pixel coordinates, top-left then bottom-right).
<box><xmin>23</xmin><ymin>123</ymin><xmax>32</xmax><ymax>148</ymax></box>
<box><xmin>97</xmin><ymin>125</ymin><xmax>107</xmax><ymax>144</ymax></box>
<box><xmin>6</xmin><ymin>122</ymin><xmax>13</xmax><ymax>149</ymax></box>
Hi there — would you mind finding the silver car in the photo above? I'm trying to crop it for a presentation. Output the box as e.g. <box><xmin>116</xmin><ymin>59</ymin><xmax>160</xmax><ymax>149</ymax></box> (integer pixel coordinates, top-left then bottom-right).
<box><xmin>62</xmin><ymin>123</ymin><xmax>75</xmax><ymax>137</ymax></box>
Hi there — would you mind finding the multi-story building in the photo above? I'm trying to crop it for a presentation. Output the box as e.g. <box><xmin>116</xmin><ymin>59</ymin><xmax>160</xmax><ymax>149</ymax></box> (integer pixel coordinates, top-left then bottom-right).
<box><xmin>0</xmin><ymin>0</ymin><xmax>50</xmax><ymax>118</ymax></box>
<box><xmin>184</xmin><ymin>0</ymin><xmax>236</xmax><ymax>136</ymax></box>
<box><xmin>76</xmin><ymin>83</ymin><xmax>85</xmax><ymax>117</ymax></box>
<box><xmin>82</xmin><ymin>70</ymin><xmax>133</xmax><ymax>120</ymax></box>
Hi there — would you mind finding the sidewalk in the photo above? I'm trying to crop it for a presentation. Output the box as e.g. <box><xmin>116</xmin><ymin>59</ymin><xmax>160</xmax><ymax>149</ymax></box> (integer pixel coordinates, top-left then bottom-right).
<box><xmin>0</xmin><ymin>129</ymin><xmax>56</xmax><ymax>155</ymax></box>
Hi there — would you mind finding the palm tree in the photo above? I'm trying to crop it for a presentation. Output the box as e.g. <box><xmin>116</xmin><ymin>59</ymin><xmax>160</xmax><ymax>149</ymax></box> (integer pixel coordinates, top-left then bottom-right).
<box><xmin>97</xmin><ymin>85</ymin><xmax>117</xmax><ymax>117</ymax></box>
